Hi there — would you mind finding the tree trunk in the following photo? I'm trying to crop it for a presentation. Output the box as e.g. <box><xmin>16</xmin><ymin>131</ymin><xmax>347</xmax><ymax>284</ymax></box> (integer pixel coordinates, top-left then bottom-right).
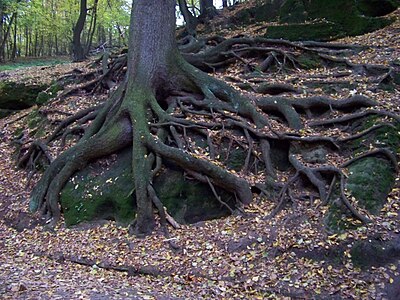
<box><xmin>178</xmin><ymin>0</ymin><xmax>198</xmax><ymax>36</ymax></box>
<box><xmin>222</xmin><ymin>0</ymin><xmax>228</xmax><ymax>8</ymax></box>
<box><xmin>11</xmin><ymin>13</ymin><xmax>18</xmax><ymax>60</ymax></box>
<box><xmin>0</xmin><ymin>13</ymin><xmax>16</xmax><ymax>61</ymax></box>
<box><xmin>11</xmin><ymin>13</ymin><xmax>17</xmax><ymax>61</ymax></box>
<box><xmin>29</xmin><ymin>0</ymin><xmax>253</xmax><ymax>236</ymax></box>
<box><xmin>85</xmin><ymin>0</ymin><xmax>99</xmax><ymax>55</ymax></box>
<box><xmin>72</xmin><ymin>0</ymin><xmax>87</xmax><ymax>62</ymax></box>
<box><xmin>199</xmin><ymin>0</ymin><xmax>217</xmax><ymax>20</ymax></box>
<box><xmin>125</xmin><ymin>0</ymin><xmax>179</xmax><ymax>234</ymax></box>
<box><xmin>0</xmin><ymin>8</ymin><xmax>3</xmax><ymax>62</ymax></box>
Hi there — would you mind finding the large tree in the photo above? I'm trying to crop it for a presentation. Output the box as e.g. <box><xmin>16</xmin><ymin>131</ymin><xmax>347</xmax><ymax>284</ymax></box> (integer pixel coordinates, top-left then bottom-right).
<box><xmin>72</xmin><ymin>0</ymin><xmax>87</xmax><ymax>61</ymax></box>
<box><xmin>27</xmin><ymin>0</ymin><xmax>397</xmax><ymax>237</ymax></box>
<box><xmin>29</xmin><ymin>0</ymin><xmax>253</xmax><ymax>235</ymax></box>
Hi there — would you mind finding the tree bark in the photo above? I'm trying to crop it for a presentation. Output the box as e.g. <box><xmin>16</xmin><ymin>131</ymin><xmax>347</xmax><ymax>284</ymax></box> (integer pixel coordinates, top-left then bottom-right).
<box><xmin>126</xmin><ymin>0</ymin><xmax>178</xmax><ymax>234</ymax></box>
<box><xmin>0</xmin><ymin>13</ymin><xmax>16</xmax><ymax>61</ymax></box>
<box><xmin>178</xmin><ymin>0</ymin><xmax>198</xmax><ymax>36</ymax></box>
<box><xmin>11</xmin><ymin>13</ymin><xmax>17</xmax><ymax>61</ymax></box>
<box><xmin>127</xmin><ymin>0</ymin><xmax>177</xmax><ymax>89</ymax></box>
<box><xmin>199</xmin><ymin>0</ymin><xmax>217</xmax><ymax>20</ymax></box>
<box><xmin>85</xmin><ymin>0</ymin><xmax>99</xmax><ymax>55</ymax></box>
<box><xmin>0</xmin><ymin>7</ymin><xmax>3</xmax><ymax>61</ymax></box>
<box><xmin>72</xmin><ymin>0</ymin><xmax>87</xmax><ymax>62</ymax></box>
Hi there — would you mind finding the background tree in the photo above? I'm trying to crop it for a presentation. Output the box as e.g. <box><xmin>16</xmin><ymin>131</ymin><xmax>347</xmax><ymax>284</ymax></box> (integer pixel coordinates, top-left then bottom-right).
<box><xmin>72</xmin><ymin>0</ymin><xmax>87</xmax><ymax>61</ymax></box>
<box><xmin>199</xmin><ymin>0</ymin><xmax>217</xmax><ymax>20</ymax></box>
<box><xmin>0</xmin><ymin>0</ymin><xmax>131</xmax><ymax>62</ymax></box>
<box><xmin>85</xmin><ymin>0</ymin><xmax>99</xmax><ymax>55</ymax></box>
<box><xmin>178</xmin><ymin>0</ymin><xmax>198</xmax><ymax>36</ymax></box>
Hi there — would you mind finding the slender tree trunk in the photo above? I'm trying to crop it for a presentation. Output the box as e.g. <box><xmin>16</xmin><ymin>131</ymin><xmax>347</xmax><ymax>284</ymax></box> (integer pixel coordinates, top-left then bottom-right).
<box><xmin>199</xmin><ymin>0</ymin><xmax>217</xmax><ymax>20</ymax></box>
<box><xmin>24</xmin><ymin>26</ymin><xmax>28</xmax><ymax>56</ymax></box>
<box><xmin>116</xmin><ymin>23</ymin><xmax>127</xmax><ymax>46</ymax></box>
<box><xmin>222</xmin><ymin>0</ymin><xmax>228</xmax><ymax>7</ymax></box>
<box><xmin>85</xmin><ymin>0</ymin><xmax>99</xmax><ymax>55</ymax></box>
<box><xmin>72</xmin><ymin>0</ymin><xmax>87</xmax><ymax>61</ymax></box>
<box><xmin>11</xmin><ymin>13</ymin><xmax>18</xmax><ymax>60</ymax></box>
<box><xmin>178</xmin><ymin>0</ymin><xmax>198</xmax><ymax>36</ymax></box>
<box><xmin>0</xmin><ymin>8</ymin><xmax>3</xmax><ymax>61</ymax></box>
<box><xmin>1</xmin><ymin>13</ymin><xmax>16</xmax><ymax>61</ymax></box>
<box><xmin>34</xmin><ymin>33</ymin><xmax>38</xmax><ymax>57</ymax></box>
<box><xmin>55</xmin><ymin>34</ymin><xmax>59</xmax><ymax>55</ymax></box>
<box><xmin>39</xmin><ymin>34</ymin><xmax>44</xmax><ymax>57</ymax></box>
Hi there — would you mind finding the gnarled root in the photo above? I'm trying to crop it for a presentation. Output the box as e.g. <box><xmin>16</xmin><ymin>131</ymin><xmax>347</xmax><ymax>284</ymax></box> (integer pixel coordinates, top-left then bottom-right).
<box><xmin>26</xmin><ymin>46</ymin><xmax>398</xmax><ymax>235</ymax></box>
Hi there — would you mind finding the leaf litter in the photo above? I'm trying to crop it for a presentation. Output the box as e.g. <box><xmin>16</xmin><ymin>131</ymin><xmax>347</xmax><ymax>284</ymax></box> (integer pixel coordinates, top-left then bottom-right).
<box><xmin>0</xmin><ymin>6</ymin><xmax>400</xmax><ymax>300</ymax></box>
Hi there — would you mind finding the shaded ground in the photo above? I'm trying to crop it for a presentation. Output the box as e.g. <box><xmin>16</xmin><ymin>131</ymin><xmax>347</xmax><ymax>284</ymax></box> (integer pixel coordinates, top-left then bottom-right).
<box><xmin>1</xmin><ymin>7</ymin><xmax>400</xmax><ymax>300</ymax></box>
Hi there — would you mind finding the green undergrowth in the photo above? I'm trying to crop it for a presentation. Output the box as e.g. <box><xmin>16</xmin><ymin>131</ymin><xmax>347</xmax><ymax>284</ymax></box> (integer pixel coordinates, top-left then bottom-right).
<box><xmin>0</xmin><ymin>57</ymin><xmax>69</xmax><ymax>72</ymax></box>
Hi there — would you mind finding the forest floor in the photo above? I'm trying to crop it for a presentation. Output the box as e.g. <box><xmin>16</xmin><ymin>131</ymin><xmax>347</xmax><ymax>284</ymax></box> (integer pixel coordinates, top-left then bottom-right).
<box><xmin>1</xmin><ymin>7</ymin><xmax>400</xmax><ymax>300</ymax></box>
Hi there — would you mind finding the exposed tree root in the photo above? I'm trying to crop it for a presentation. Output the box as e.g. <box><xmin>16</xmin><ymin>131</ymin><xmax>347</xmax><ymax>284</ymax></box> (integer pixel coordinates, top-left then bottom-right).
<box><xmin>309</xmin><ymin>109</ymin><xmax>400</xmax><ymax>127</ymax></box>
<box><xmin>341</xmin><ymin>148</ymin><xmax>398</xmax><ymax>172</ymax></box>
<box><xmin>19</xmin><ymin>31</ymin><xmax>399</xmax><ymax>235</ymax></box>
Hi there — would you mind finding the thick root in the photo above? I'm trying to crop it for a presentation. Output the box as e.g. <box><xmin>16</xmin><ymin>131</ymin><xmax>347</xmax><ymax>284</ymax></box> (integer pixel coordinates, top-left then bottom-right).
<box><xmin>29</xmin><ymin>117</ymin><xmax>132</xmax><ymax>225</ymax></box>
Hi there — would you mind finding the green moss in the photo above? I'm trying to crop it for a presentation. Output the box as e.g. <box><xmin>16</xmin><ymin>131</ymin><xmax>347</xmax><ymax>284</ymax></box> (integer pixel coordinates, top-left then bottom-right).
<box><xmin>13</xmin><ymin>127</ymin><xmax>24</xmax><ymax>138</ymax></box>
<box><xmin>346</xmin><ymin>157</ymin><xmax>395</xmax><ymax>214</ymax></box>
<box><xmin>0</xmin><ymin>81</ymin><xmax>48</xmax><ymax>110</ymax></box>
<box><xmin>351</xmin><ymin>238</ymin><xmax>400</xmax><ymax>269</ymax></box>
<box><xmin>326</xmin><ymin>120</ymin><xmax>399</xmax><ymax>232</ymax></box>
<box><xmin>218</xmin><ymin>146</ymin><xmax>247</xmax><ymax>172</ymax></box>
<box><xmin>60</xmin><ymin>148</ymin><xmax>234</xmax><ymax>226</ymax></box>
<box><xmin>153</xmin><ymin>168</ymin><xmax>233</xmax><ymax>224</ymax></box>
<box><xmin>373</xmin><ymin>123</ymin><xmax>400</xmax><ymax>154</ymax></box>
<box><xmin>325</xmin><ymin>199</ymin><xmax>358</xmax><ymax>232</ymax></box>
<box><xmin>27</xmin><ymin>109</ymin><xmax>43</xmax><ymax>129</ymax></box>
<box><xmin>0</xmin><ymin>108</ymin><xmax>17</xmax><ymax>118</ymax></box>
<box><xmin>297</xmin><ymin>53</ymin><xmax>323</xmax><ymax>69</ymax></box>
<box><xmin>237</xmin><ymin>83</ymin><xmax>254</xmax><ymax>91</ymax></box>
<box><xmin>60</xmin><ymin>150</ymin><xmax>135</xmax><ymax>226</ymax></box>
<box><xmin>233</xmin><ymin>0</ymin><xmax>397</xmax><ymax>41</ymax></box>
<box><xmin>265</xmin><ymin>22</ymin><xmax>340</xmax><ymax>41</ymax></box>
<box><xmin>350</xmin><ymin>122</ymin><xmax>400</xmax><ymax>155</ymax></box>
<box><xmin>392</xmin><ymin>70</ymin><xmax>400</xmax><ymax>85</ymax></box>
<box><xmin>280</xmin><ymin>0</ymin><xmax>392</xmax><ymax>38</ymax></box>
<box><xmin>36</xmin><ymin>83</ymin><xmax>62</xmax><ymax>105</ymax></box>
<box><xmin>357</xmin><ymin>0</ymin><xmax>399</xmax><ymax>17</ymax></box>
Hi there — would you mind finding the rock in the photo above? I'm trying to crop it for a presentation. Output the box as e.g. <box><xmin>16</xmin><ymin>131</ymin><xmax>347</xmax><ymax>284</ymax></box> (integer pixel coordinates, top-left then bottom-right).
<box><xmin>0</xmin><ymin>81</ymin><xmax>48</xmax><ymax>111</ymax></box>
<box><xmin>302</xmin><ymin>147</ymin><xmax>328</xmax><ymax>164</ymax></box>
<box><xmin>351</xmin><ymin>235</ymin><xmax>400</xmax><ymax>269</ymax></box>
<box><xmin>346</xmin><ymin>157</ymin><xmax>395</xmax><ymax>214</ymax></box>
<box><xmin>60</xmin><ymin>148</ymin><xmax>234</xmax><ymax>226</ymax></box>
<box><xmin>227</xmin><ymin>0</ymin><xmax>398</xmax><ymax>41</ymax></box>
